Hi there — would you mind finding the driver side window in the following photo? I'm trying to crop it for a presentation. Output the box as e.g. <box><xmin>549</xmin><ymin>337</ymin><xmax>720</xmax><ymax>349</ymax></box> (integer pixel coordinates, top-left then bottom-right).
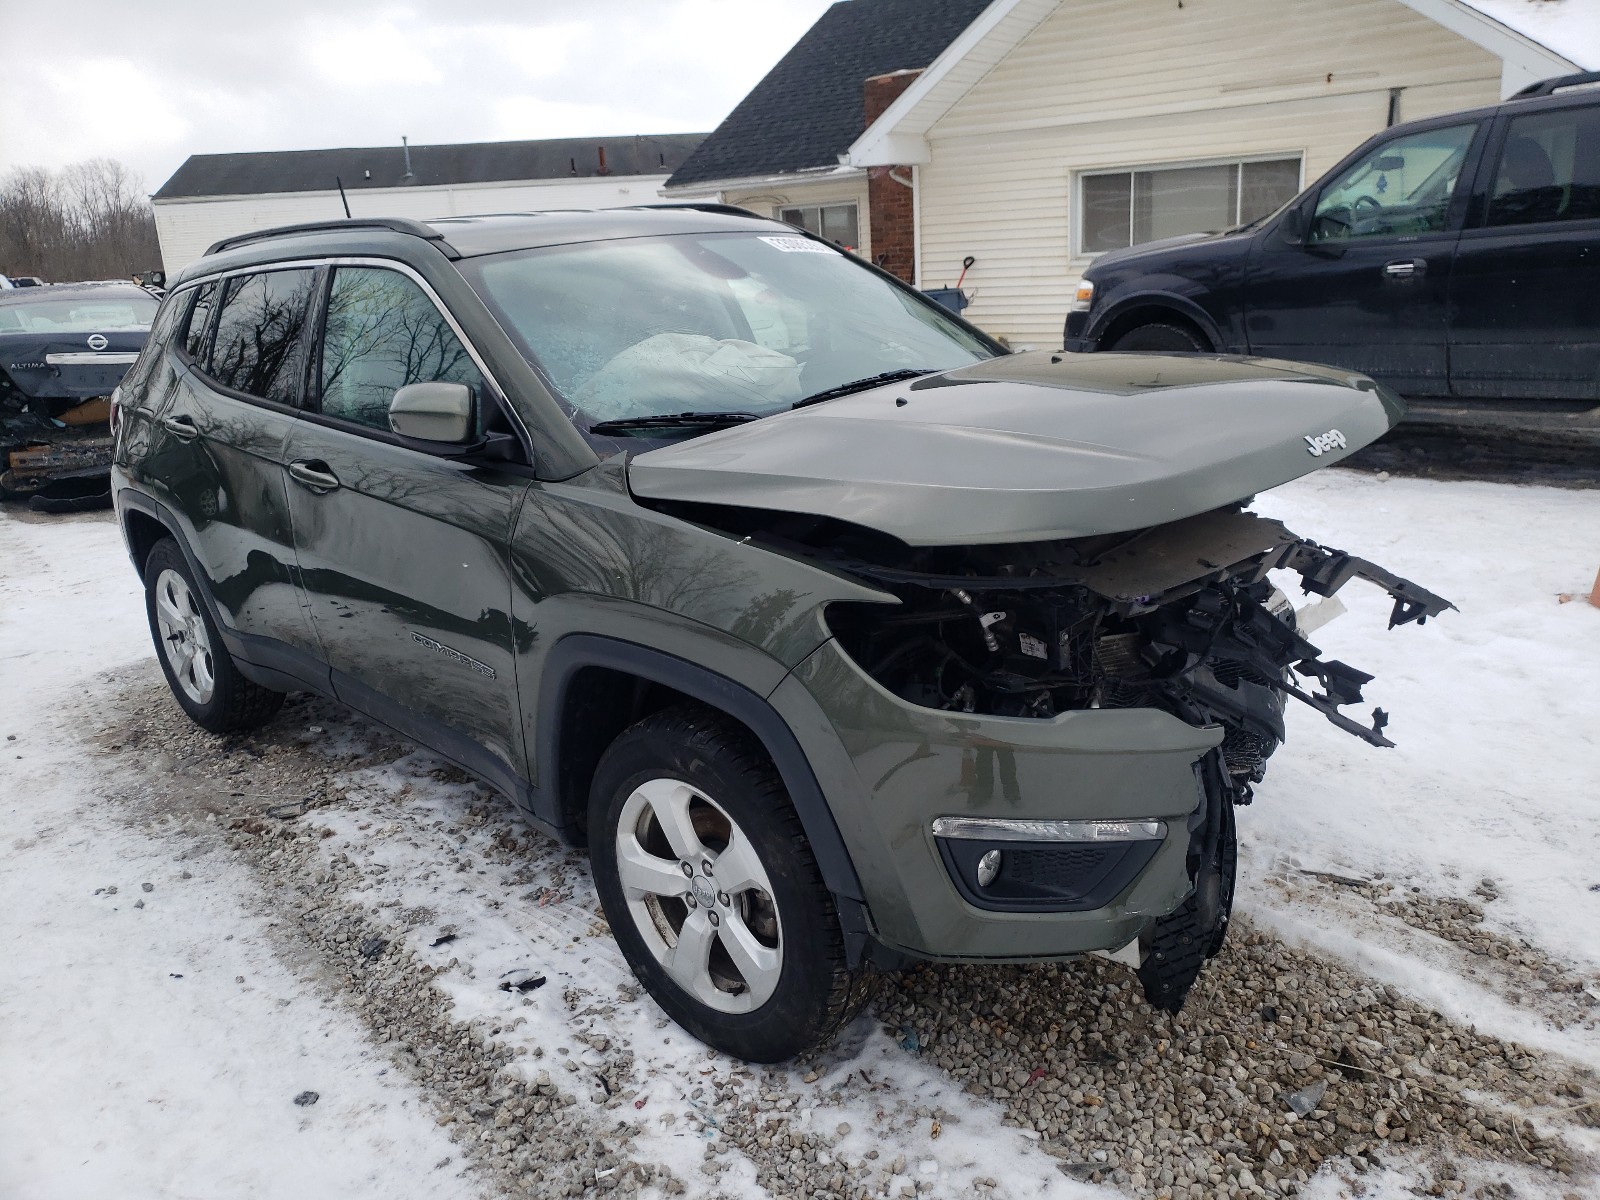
<box><xmin>1311</xmin><ymin>123</ymin><xmax>1478</xmax><ymax>243</ymax></box>
<box><xmin>319</xmin><ymin>267</ymin><xmax>484</xmax><ymax>432</ymax></box>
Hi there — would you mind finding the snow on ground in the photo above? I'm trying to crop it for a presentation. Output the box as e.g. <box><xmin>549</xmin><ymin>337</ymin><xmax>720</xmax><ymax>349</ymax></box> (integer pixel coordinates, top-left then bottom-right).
<box><xmin>1244</xmin><ymin>473</ymin><xmax>1600</xmax><ymax>1066</ymax></box>
<box><xmin>2</xmin><ymin>466</ymin><xmax>1598</xmax><ymax>1199</ymax></box>
<box><xmin>0</xmin><ymin>511</ymin><xmax>485</xmax><ymax>1200</ymax></box>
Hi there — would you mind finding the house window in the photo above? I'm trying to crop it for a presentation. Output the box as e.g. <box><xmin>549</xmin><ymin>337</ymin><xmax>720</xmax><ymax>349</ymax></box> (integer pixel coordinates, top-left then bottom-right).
<box><xmin>1079</xmin><ymin>157</ymin><xmax>1302</xmax><ymax>254</ymax></box>
<box><xmin>778</xmin><ymin>203</ymin><xmax>860</xmax><ymax>250</ymax></box>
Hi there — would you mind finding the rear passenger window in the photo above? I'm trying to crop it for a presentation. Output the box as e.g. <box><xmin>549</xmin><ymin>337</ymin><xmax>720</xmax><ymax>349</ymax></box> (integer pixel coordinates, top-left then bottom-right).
<box><xmin>1488</xmin><ymin>105</ymin><xmax>1600</xmax><ymax>226</ymax></box>
<box><xmin>208</xmin><ymin>269</ymin><xmax>316</xmax><ymax>403</ymax></box>
<box><xmin>183</xmin><ymin>281</ymin><xmax>217</xmax><ymax>361</ymax></box>
<box><xmin>319</xmin><ymin>267</ymin><xmax>483</xmax><ymax>431</ymax></box>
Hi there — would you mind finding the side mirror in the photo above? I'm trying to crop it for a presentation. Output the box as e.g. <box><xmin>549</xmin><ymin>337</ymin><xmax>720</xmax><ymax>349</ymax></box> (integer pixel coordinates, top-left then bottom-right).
<box><xmin>389</xmin><ymin>381</ymin><xmax>474</xmax><ymax>443</ymax></box>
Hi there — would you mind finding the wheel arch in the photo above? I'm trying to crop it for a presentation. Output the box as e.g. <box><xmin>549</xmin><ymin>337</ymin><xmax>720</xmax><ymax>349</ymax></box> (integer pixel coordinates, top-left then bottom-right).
<box><xmin>116</xmin><ymin>488</ymin><xmax>312</xmax><ymax>696</ymax></box>
<box><xmin>1090</xmin><ymin>294</ymin><xmax>1221</xmax><ymax>352</ymax></box>
<box><xmin>536</xmin><ymin>634</ymin><xmax>871</xmax><ymax>952</ymax></box>
<box><xmin>122</xmin><ymin>505</ymin><xmax>170</xmax><ymax>577</ymax></box>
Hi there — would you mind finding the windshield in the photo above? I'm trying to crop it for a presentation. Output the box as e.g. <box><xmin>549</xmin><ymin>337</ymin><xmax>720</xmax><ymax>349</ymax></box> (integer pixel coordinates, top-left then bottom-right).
<box><xmin>461</xmin><ymin>232</ymin><xmax>995</xmax><ymax>425</ymax></box>
<box><xmin>0</xmin><ymin>292</ymin><xmax>157</xmax><ymax>334</ymax></box>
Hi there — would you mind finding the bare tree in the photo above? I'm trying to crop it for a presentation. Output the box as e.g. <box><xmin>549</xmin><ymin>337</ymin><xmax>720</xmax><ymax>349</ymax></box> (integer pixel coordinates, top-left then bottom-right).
<box><xmin>0</xmin><ymin>158</ymin><xmax>161</xmax><ymax>282</ymax></box>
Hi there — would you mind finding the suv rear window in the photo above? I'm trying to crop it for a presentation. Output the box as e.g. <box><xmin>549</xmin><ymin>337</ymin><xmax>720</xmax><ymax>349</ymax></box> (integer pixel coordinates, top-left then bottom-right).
<box><xmin>208</xmin><ymin>269</ymin><xmax>316</xmax><ymax>403</ymax></box>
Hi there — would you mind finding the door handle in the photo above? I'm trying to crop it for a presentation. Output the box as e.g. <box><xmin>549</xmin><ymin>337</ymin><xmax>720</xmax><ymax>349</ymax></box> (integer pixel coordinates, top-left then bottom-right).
<box><xmin>288</xmin><ymin>459</ymin><xmax>341</xmax><ymax>493</ymax></box>
<box><xmin>1383</xmin><ymin>259</ymin><xmax>1425</xmax><ymax>279</ymax></box>
<box><xmin>160</xmin><ymin>413</ymin><xmax>199</xmax><ymax>441</ymax></box>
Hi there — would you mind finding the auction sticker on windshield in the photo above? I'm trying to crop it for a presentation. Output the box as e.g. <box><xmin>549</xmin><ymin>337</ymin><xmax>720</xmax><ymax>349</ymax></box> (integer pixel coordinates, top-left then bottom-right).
<box><xmin>759</xmin><ymin>236</ymin><xmax>836</xmax><ymax>254</ymax></box>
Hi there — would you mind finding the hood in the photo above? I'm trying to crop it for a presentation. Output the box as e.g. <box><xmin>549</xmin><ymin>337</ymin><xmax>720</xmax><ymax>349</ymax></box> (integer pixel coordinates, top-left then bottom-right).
<box><xmin>1086</xmin><ymin>228</ymin><xmax>1247</xmax><ymax>274</ymax></box>
<box><xmin>628</xmin><ymin>351</ymin><xmax>1403</xmax><ymax>546</ymax></box>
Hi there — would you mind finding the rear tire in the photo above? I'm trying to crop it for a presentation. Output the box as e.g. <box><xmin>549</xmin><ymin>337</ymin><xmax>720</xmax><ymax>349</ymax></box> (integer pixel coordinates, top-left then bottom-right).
<box><xmin>1107</xmin><ymin>321</ymin><xmax>1208</xmax><ymax>353</ymax></box>
<box><xmin>588</xmin><ymin>705</ymin><xmax>873</xmax><ymax>1062</ymax></box>
<box><xmin>143</xmin><ymin>538</ymin><xmax>285</xmax><ymax>734</ymax></box>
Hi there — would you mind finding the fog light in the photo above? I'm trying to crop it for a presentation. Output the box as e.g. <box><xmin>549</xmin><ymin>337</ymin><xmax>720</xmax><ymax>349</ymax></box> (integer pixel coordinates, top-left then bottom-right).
<box><xmin>976</xmin><ymin>849</ymin><xmax>1002</xmax><ymax>888</ymax></box>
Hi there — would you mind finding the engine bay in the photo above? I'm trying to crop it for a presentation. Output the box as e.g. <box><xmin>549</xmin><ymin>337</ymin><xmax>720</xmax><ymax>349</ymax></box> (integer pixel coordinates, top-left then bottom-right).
<box><xmin>666</xmin><ymin>498</ymin><xmax>1456</xmax><ymax>784</ymax></box>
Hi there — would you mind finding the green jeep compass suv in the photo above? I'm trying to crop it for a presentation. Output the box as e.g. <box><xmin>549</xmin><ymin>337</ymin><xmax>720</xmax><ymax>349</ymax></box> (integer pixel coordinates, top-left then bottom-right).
<box><xmin>112</xmin><ymin>208</ymin><xmax>1449</xmax><ymax>1061</ymax></box>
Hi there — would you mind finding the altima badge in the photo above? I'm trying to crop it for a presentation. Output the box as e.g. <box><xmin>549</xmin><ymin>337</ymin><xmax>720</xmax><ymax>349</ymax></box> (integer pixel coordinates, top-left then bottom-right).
<box><xmin>1304</xmin><ymin>429</ymin><xmax>1347</xmax><ymax>457</ymax></box>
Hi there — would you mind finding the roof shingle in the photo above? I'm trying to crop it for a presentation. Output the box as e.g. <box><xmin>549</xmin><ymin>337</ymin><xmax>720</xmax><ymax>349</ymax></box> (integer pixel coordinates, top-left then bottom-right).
<box><xmin>665</xmin><ymin>0</ymin><xmax>990</xmax><ymax>189</ymax></box>
<box><xmin>152</xmin><ymin>133</ymin><xmax>707</xmax><ymax>201</ymax></box>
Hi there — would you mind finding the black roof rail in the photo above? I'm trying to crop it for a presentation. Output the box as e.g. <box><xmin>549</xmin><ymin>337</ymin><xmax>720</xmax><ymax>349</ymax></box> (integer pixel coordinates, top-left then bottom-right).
<box><xmin>628</xmin><ymin>202</ymin><xmax>764</xmax><ymax>220</ymax></box>
<box><xmin>204</xmin><ymin>217</ymin><xmax>459</xmax><ymax>259</ymax></box>
<box><xmin>1512</xmin><ymin>70</ymin><xmax>1600</xmax><ymax>99</ymax></box>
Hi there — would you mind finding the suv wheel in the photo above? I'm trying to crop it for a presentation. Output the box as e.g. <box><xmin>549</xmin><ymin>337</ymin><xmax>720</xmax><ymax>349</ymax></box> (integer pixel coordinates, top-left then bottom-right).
<box><xmin>588</xmin><ymin>706</ymin><xmax>872</xmax><ymax>1062</ymax></box>
<box><xmin>1108</xmin><ymin>321</ymin><xmax>1209</xmax><ymax>353</ymax></box>
<box><xmin>143</xmin><ymin>538</ymin><xmax>285</xmax><ymax>734</ymax></box>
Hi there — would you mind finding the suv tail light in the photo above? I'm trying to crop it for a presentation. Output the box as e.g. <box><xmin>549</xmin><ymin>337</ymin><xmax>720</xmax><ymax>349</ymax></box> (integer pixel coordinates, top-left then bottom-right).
<box><xmin>108</xmin><ymin>386</ymin><xmax>122</xmax><ymax>435</ymax></box>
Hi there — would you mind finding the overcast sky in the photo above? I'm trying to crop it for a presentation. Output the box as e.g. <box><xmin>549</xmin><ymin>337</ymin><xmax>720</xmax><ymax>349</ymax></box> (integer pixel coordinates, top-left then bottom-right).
<box><xmin>0</xmin><ymin>0</ymin><xmax>838</xmax><ymax>195</ymax></box>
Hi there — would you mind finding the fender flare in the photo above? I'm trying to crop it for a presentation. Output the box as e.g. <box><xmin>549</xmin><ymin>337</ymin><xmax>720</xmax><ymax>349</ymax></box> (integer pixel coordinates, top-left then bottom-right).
<box><xmin>1087</xmin><ymin>291</ymin><xmax>1227</xmax><ymax>352</ymax></box>
<box><xmin>536</xmin><ymin>634</ymin><xmax>873</xmax><ymax>951</ymax></box>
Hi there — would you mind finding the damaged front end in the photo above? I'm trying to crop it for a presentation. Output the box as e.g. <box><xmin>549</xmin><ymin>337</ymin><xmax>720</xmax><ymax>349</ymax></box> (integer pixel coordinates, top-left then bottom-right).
<box><xmin>727</xmin><ymin>502</ymin><xmax>1452</xmax><ymax>1010</ymax></box>
<box><xmin>627</xmin><ymin>350</ymin><xmax>1454</xmax><ymax>1009</ymax></box>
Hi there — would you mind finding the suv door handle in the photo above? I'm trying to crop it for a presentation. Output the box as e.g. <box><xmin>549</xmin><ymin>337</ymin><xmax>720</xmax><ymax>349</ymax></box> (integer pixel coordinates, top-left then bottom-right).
<box><xmin>288</xmin><ymin>459</ymin><xmax>341</xmax><ymax>493</ymax></box>
<box><xmin>160</xmin><ymin>414</ymin><xmax>199</xmax><ymax>441</ymax></box>
<box><xmin>1383</xmin><ymin>258</ymin><xmax>1425</xmax><ymax>279</ymax></box>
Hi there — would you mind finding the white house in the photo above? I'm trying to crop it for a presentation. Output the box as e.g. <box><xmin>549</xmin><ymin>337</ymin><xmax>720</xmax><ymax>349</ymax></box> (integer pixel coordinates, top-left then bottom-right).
<box><xmin>152</xmin><ymin>133</ymin><xmax>705</xmax><ymax>274</ymax></box>
<box><xmin>844</xmin><ymin>0</ymin><xmax>1598</xmax><ymax>346</ymax></box>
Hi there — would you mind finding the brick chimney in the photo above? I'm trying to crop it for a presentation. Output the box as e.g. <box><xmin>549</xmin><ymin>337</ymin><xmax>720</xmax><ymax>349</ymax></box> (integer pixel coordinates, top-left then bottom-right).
<box><xmin>863</xmin><ymin>69</ymin><xmax>922</xmax><ymax>284</ymax></box>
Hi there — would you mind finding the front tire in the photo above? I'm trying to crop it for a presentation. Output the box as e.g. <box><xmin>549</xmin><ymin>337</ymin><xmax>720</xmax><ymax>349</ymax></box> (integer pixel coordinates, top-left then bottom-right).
<box><xmin>143</xmin><ymin>538</ymin><xmax>285</xmax><ymax>734</ymax></box>
<box><xmin>588</xmin><ymin>706</ymin><xmax>871</xmax><ymax>1062</ymax></box>
<box><xmin>1107</xmin><ymin>321</ymin><xmax>1209</xmax><ymax>353</ymax></box>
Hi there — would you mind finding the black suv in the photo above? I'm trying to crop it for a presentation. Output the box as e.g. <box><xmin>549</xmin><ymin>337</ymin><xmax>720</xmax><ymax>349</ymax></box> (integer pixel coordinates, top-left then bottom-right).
<box><xmin>1064</xmin><ymin>71</ymin><xmax>1600</xmax><ymax>402</ymax></box>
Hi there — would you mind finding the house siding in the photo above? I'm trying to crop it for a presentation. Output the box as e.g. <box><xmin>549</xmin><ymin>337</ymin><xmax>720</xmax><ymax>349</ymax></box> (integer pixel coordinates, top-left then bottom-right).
<box><xmin>153</xmin><ymin>175</ymin><xmax>671</xmax><ymax>274</ymax></box>
<box><xmin>917</xmin><ymin>0</ymin><xmax>1503</xmax><ymax>347</ymax></box>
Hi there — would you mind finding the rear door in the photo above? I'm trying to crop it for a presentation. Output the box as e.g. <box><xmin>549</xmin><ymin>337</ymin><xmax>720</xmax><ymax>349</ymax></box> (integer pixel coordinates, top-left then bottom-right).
<box><xmin>141</xmin><ymin>268</ymin><xmax>324</xmax><ymax>666</ymax></box>
<box><xmin>1448</xmin><ymin>98</ymin><xmax>1600</xmax><ymax>399</ymax></box>
<box><xmin>282</xmin><ymin>262</ymin><xmax>531</xmax><ymax>787</ymax></box>
<box><xmin>1244</xmin><ymin>119</ymin><xmax>1485</xmax><ymax>395</ymax></box>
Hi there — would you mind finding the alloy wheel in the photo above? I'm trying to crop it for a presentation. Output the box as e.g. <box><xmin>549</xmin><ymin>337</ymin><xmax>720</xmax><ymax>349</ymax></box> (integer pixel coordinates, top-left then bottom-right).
<box><xmin>154</xmin><ymin>567</ymin><xmax>216</xmax><ymax>706</ymax></box>
<box><xmin>613</xmin><ymin>777</ymin><xmax>783</xmax><ymax>1014</ymax></box>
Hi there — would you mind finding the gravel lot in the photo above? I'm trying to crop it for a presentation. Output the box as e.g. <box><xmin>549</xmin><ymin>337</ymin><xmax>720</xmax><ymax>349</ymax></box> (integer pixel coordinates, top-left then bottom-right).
<box><xmin>78</xmin><ymin>665</ymin><xmax>1599</xmax><ymax>1200</ymax></box>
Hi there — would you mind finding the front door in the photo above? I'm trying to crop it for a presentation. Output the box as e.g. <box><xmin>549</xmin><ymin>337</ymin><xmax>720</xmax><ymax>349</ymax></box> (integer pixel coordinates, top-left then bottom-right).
<box><xmin>1245</xmin><ymin>120</ymin><xmax>1483</xmax><ymax>396</ymax></box>
<box><xmin>283</xmin><ymin>263</ymin><xmax>531</xmax><ymax>786</ymax></box>
<box><xmin>1449</xmin><ymin>100</ymin><xmax>1600</xmax><ymax>400</ymax></box>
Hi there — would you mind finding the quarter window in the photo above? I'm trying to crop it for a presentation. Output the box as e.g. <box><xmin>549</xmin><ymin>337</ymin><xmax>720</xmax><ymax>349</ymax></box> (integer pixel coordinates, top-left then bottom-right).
<box><xmin>778</xmin><ymin>203</ymin><xmax>860</xmax><ymax>251</ymax></box>
<box><xmin>1487</xmin><ymin>105</ymin><xmax>1600</xmax><ymax>227</ymax></box>
<box><xmin>1310</xmin><ymin>123</ymin><xmax>1477</xmax><ymax>242</ymax></box>
<box><xmin>208</xmin><ymin>269</ymin><xmax>316</xmax><ymax>403</ymax></box>
<box><xmin>1080</xmin><ymin>157</ymin><xmax>1301</xmax><ymax>253</ymax></box>
<box><xmin>183</xmin><ymin>280</ymin><xmax>217</xmax><ymax>361</ymax></box>
<box><xmin>318</xmin><ymin>267</ymin><xmax>483</xmax><ymax>432</ymax></box>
